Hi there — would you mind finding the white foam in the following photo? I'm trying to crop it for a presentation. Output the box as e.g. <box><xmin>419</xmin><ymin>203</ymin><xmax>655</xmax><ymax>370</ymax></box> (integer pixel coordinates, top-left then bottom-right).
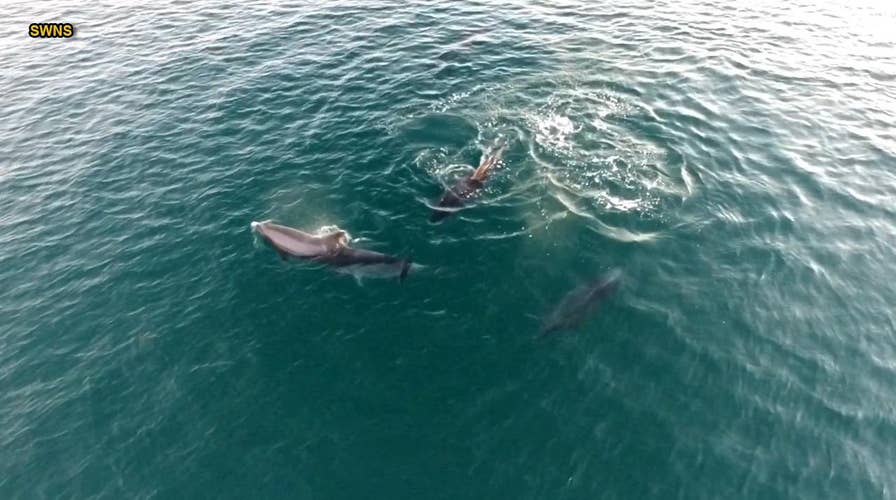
<box><xmin>316</xmin><ymin>224</ymin><xmax>351</xmax><ymax>243</ymax></box>
<box><xmin>532</xmin><ymin>113</ymin><xmax>579</xmax><ymax>152</ymax></box>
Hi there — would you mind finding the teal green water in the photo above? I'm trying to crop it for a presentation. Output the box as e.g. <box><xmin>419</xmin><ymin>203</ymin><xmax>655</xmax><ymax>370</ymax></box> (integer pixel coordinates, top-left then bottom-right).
<box><xmin>3</xmin><ymin>1</ymin><xmax>896</xmax><ymax>498</ymax></box>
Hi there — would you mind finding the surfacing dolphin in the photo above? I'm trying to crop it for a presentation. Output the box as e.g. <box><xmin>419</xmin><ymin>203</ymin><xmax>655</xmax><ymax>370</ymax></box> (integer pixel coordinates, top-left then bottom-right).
<box><xmin>430</xmin><ymin>142</ymin><xmax>508</xmax><ymax>222</ymax></box>
<box><xmin>251</xmin><ymin>220</ymin><xmax>412</xmax><ymax>282</ymax></box>
<box><xmin>539</xmin><ymin>269</ymin><xmax>623</xmax><ymax>337</ymax></box>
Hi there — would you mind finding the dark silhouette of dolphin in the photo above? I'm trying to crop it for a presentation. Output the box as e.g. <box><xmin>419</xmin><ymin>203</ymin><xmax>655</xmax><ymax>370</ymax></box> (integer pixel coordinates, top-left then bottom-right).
<box><xmin>539</xmin><ymin>269</ymin><xmax>622</xmax><ymax>336</ymax></box>
<box><xmin>251</xmin><ymin>220</ymin><xmax>411</xmax><ymax>282</ymax></box>
<box><xmin>430</xmin><ymin>143</ymin><xmax>507</xmax><ymax>222</ymax></box>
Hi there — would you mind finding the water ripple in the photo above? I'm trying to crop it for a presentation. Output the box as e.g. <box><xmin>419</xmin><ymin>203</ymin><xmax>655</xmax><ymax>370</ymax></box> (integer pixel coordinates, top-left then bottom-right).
<box><xmin>2</xmin><ymin>0</ymin><xmax>896</xmax><ymax>498</ymax></box>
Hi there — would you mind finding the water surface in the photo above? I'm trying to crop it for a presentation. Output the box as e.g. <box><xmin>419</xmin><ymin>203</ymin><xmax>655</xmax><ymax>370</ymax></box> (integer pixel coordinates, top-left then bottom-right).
<box><xmin>2</xmin><ymin>1</ymin><xmax>896</xmax><ymax>498</ymax></box>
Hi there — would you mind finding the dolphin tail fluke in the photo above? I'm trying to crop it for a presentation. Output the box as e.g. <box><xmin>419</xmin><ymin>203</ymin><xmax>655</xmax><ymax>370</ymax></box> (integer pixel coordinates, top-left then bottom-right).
<box><xmin>399</xmin><ymin>259</ymin><xmax>412</xmax><ymax>283</ymax></box>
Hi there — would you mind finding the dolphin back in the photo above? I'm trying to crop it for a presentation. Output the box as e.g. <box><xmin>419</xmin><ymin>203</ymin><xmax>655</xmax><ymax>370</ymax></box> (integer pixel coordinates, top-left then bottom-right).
<box><xmin>315</xmin><ymin>247</ymin><xmax>412</xmax><ymax>282</ymax></box>
<box><xmin>252</xmin><ymin>220</ymin><xmax>412</xmax><ymax>282</ymax></box>
<box><xmin>589</xmin><ymin>268</ymin><xmax>622</xmax><ymax>300</ymax></box>
<box><xmin>539</xmin><ymin>269</ymin><xmax>623</xmax><ymax>336</ymax></box>
<box><xmin>430</xmin><ymin>177</ymin><xmax>484</xmax><ymax>222</ymax></box>
<box><xmin>252</xmin><ymin>220</ymin><xmax>341</xmax><ymax>258</ymax></box>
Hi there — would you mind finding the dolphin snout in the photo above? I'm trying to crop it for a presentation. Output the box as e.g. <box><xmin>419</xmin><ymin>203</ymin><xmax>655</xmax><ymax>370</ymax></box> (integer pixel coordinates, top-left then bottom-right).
<box><xmin>250</xmin><ymin>220</ymin><xmax>271</xmax><ymax>233</ymax></box>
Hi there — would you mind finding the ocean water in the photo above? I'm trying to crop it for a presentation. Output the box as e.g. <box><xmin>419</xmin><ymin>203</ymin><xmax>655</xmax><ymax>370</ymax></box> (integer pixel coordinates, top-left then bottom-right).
<box><xmin>3</xmin><ymin>0</ymin><xmax>896</xmax><ymax>498</ymax></box>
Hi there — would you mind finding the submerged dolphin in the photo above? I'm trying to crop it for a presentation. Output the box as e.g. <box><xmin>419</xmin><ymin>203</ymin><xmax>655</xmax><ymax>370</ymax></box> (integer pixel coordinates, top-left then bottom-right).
<box><xmin>539</xmin><ymin>269</ymin><xmax>622</xmax><ymax>336</ymax></box>
<box><xmin>430</xmin><ymin>143</ymin><xmax>507</xmax><ymax>222</ymax></box>
<box><xmin>251</xmin><ymin>220</ymin><xmax>411</xmax><ymax>282</ymax></box>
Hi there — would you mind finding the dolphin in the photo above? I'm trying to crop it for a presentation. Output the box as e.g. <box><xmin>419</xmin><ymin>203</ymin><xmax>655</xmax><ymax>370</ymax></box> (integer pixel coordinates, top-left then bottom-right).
<box><xmin>539</xmin><ymin>269</ymin><xmax>622</xmax><ymax>336</ymax></box>
<box><xmin>251</xmin><ymin>220</ymin><xmax>411</xmax><ymax>282</ymax></box>
<box><xmin>430</xmin><ymin>143</ymin><xmax>507</xmax><ymax>222</ymax></box>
